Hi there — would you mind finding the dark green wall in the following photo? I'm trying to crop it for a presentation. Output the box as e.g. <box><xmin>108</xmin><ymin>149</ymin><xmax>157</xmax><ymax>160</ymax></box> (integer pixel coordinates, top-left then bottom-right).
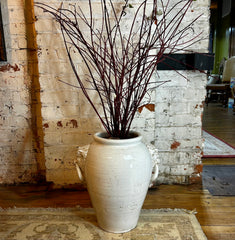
<box><xmin>211</xmin><ymin>3</ymin><xmax>231</xmax><ymax>74</ymax></box>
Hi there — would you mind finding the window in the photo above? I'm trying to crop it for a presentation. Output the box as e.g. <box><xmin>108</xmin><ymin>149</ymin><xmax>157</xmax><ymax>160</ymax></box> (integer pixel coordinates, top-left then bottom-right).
<box><xmin>0</xmin><ymin>3</ymin><xmax>6</xmax><ymax>61</ymax></box>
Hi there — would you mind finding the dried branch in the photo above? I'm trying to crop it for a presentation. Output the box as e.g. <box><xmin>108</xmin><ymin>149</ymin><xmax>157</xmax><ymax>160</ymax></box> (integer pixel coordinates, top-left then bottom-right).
<box><xmin>35</xmin><ymin>0</ymin><xmax>202</xmax><ymax>138</ymax></box>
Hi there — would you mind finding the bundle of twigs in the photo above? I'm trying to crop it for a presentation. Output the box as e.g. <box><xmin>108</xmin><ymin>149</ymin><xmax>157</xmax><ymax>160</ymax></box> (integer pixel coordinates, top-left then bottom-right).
<box><xmin>36</xmin><ymin>0</ymin><xmax>202</xmax><ymax>138</ymax></box>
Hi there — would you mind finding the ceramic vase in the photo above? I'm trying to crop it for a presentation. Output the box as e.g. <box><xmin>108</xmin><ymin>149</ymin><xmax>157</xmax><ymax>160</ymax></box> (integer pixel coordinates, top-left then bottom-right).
<box><xmin>85</xmin><ymin>131</ymin><xmax>152</xmax><ymax>233</ymax></box>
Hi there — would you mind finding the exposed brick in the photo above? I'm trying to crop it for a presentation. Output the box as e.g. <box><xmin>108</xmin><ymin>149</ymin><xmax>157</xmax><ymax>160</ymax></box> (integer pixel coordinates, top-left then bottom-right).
<box><xmin>0</xmin><ymin>63</ymin><xmax>20</xmax><ymax>72</ymax></box>
<box><xmin>0</xmin><ymin>0</ymin><xmax>209</xmax><ymax>185</ymax></box>
<box><xmin>194</xmin><ymin>164</ymin><xmax>204</xmax><ymax>174</ymax></box>
<box><xmin>171</xmin><ymin>141</ymin><xmax>181</xmax><ymax>150</ymax></box>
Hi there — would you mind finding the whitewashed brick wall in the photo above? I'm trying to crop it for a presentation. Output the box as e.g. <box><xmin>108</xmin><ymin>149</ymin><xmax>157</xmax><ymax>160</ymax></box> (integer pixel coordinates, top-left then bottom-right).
<box><xmin>0</xmin><ymin>0</ymin><xmax>209</xmax><ymax>185</ymax></box>
<box><xmin>154</xmin><ymin>71</ymin><xmax>207</xmax><ymax>184</ymax></box>
<box><xmin>35</xmin><ymin>0</ymin><xmax>209</xmax><ymax>185</ymax></box>
<box><xmin>0</xmin><ymin>0</ymin><xmax>37</xmax><ymax>184</ymax></box>
<box><xmin>153</xmin><ymin>0</ymin><xmax>209</xmax><ymax>183</ymax></box>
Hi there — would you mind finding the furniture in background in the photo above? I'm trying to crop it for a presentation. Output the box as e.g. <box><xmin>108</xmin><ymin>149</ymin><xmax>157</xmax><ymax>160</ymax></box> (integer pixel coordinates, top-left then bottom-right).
<box><xmin>222</xmin><ymin>56</ymin><xmax>235</xmax><ymax>82</ymax></box>
<box><xmin>206</xmin><ymin>56</ymin><xmax>235</xmax><ymax>110</ymax></box>
<box><xmin>205</xmin><ymin>83</ymin><xmax>231</xmax><ymax>107</ymax></box>
<box><xmin>231</xmin><ymin>81</ymin><xmax>235</xmax><ymax>111</ymax></box>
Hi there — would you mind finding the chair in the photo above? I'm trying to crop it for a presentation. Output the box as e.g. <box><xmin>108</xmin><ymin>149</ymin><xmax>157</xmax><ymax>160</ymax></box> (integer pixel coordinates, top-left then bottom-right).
<box><xmin>222</xmin><ymin>56</ymin><xmax>235</xmax><ymax>83</ymax></box>
<box><xmin>206</xmin><ymin>57</ymin><xmax>235</xmax><ymax>108</ymax></box>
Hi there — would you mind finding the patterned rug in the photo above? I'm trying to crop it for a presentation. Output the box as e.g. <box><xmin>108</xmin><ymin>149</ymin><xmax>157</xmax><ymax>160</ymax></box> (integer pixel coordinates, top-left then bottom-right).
<box><xmin>203</xmin><ymin>130</ymin><xmax>235</xmax><ymax>158</ymax></box>
<box><xmin>0</xmin><ymin>207</ymin><xmax>207</xmax><ymax>240</ymax></box>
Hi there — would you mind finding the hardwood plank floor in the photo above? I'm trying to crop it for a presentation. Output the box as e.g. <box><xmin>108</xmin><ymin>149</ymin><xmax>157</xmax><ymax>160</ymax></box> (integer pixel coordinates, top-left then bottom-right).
<box><xmin>203</xmin><ymin>102</ymin><xmax>235</xmax><ymax>146</ymax></box>
<box><xmin>0</xmin><ymin>183</ymin><xmax>234</xmax><ymax>240</ymax></box>
<box><xmin>0</xmin><ymin>102</ymin><xmax>235</xmax><ymax>240</ymax></box>
<box><xmin>201</xmin><ymin>102</ymin><xmax>235</xmax><ymax>239</ymax></box>
<box><xmin>202</xmin><ymin>103</ymin><xmax>235</xmax><ymax>166</ymax></box>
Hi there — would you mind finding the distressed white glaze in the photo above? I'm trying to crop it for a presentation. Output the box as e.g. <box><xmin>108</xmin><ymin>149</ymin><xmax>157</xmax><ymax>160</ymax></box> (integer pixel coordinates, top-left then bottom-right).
<box><xmin>75</xmin><ymin>142</ymin><xmax>160</xmax><ymax>187</ymax></box>
<box><xmin>85</xmin><ymin>131</ymin><xmax>152</xmax><ymax>233</ymax></box>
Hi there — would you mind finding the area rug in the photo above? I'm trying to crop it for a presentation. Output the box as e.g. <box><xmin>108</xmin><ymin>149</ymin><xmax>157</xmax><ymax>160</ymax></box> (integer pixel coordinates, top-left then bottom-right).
<box><xmin>202</xmin><ymin>165</ymin><xmax>235</xmax><ymax>196</ymax></box>
<box><xmin>0</xmin><ymin>207</ymin><xmax>207</xmax><ymax>240</ymax></box>
<box><xmin>202</xmin><ymin>130</ymin><xmax>235</xmax><ymax>158</ymax></box>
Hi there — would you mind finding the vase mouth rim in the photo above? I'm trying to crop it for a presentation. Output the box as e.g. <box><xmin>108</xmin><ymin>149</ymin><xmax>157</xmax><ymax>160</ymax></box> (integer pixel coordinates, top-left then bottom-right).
<box><xmin>93</xmin><ymin>131</ymin><xmax>142</xmax><ymax>145</ymax></box>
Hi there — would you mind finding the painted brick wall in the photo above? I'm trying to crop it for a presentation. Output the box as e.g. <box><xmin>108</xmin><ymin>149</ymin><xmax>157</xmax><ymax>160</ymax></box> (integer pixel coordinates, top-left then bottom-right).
<box><xmin>35</xmin><ymin>0</ymin><xmax>105</xmax><ymax>185</ymax></box>
<box><xmin>0</xmin><ymin>0</ymin><xmax>39</xmax><ymax>184</ymax></box>
<box><xmin>154</xmin><ymin>0</ymin><xmax>209</xmax><ymax>183</ymax></box>
<box><xmin>0</xmin><ymin>0</ymin><xmax>209</xmax><ymax>185</ymax></box>
<box><xmin>155</xmin><ymin>71</ymin><xmax>207</xmax><ymax>184</ymax></box>
<box><xmin>34</xmin><ymin>0</ymin><xmax>209</xmax><ymax>185</ymax></box>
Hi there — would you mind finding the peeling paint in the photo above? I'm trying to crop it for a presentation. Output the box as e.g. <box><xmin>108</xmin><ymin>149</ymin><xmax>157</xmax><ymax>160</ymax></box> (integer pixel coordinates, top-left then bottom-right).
<box><xmin>57</xmin><ymin>121</ymin><xmax>63</xmax><ymax>127</ymax></box>
<box><xmin>171</xmin><ymin>141</ymin><xmax>181</xmax><ymax>149</ymax></box>
<box><xmin>70</xmin><ymin>119</ymin><xmax>78</xmax><ymax>128</ymax></box>
<box><xmin>138</xmin><ymin>104</ymin><xmax>155</xmax><ymax>113</ymax></box>
<box><xmin>0</xmin><ymin>64</ymin><xmax>20</xmax><ymax>72</ymax></box>
<box><xmin>189</xmin><ymin>174</ymin><xmax>202</xmax><ymax>184</ymax></box>
<box><xmin>194</xmin><ymin>164</ymin><xmax>203</xmax><ymax>174</ymax></box>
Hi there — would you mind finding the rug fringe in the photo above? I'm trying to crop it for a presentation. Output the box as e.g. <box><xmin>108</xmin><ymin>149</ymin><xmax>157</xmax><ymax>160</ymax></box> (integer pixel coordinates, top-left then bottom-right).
<box><xmin>0</xmin><ymin>207</ymin><xmax>197</xmax><ymax>215</ymax></box>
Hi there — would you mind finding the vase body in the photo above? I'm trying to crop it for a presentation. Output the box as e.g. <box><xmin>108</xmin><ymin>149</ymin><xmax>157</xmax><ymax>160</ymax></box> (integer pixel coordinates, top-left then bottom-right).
<box><xmin>85</xmin><ymin>131</ymin><xmax>152</xmax><ymax>233</ymax></box>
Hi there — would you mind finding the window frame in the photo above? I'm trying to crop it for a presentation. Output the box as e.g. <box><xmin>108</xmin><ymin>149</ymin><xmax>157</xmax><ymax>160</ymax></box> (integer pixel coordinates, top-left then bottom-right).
<box><xmin>0</xmin><ymin>3</ymin><xmax>7</xmax><ymax>61</ymax></box>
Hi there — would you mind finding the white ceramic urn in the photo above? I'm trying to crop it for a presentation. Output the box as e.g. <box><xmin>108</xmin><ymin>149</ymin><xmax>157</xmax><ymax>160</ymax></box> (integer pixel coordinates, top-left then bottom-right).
<box><xmin>85</xmin><ymin>131</ymin><xmax>152</xmax><ymax>233</ymax></box>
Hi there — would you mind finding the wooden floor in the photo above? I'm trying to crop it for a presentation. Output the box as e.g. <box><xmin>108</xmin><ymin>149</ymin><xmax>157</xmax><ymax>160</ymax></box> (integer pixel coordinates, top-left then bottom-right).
<box><xmin>0</xmin><ymin>103</ymin><xmax>235</xmax><ymax>240</ymax></box>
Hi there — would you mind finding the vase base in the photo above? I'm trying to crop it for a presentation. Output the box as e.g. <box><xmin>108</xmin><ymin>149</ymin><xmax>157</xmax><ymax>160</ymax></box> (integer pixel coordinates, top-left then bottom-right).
<box><xmin>99</xmin><ymin>225</ymin><xmax>137</xmax><ymax>234</ymax></box>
